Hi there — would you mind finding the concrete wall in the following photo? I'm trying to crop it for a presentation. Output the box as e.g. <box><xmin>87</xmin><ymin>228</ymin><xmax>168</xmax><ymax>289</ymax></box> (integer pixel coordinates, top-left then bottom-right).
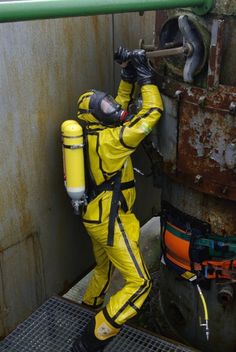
<box><xmin>0</xmin><ymin>12</ymin><xmax>156</xmax><ymax>337</ymax></box>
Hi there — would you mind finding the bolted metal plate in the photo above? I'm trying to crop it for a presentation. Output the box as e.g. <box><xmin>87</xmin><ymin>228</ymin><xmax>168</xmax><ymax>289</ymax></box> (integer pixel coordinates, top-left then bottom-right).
<box><xmin>0</xmin><ymin>296</ymin><xmax>196</xmax><ymax>352</ymax></box>
<box><xmin>156</xmin><ymin>77</ymin><xmax>236</xmax><ymax>201</ymax></box>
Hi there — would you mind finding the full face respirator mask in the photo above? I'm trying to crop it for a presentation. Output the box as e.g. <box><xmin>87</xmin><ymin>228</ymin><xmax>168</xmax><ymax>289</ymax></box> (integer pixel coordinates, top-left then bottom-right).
<box><xmin>78</xmin><ymin>90</ymin><xmax>131</xmax><ymax>126</ymax></box>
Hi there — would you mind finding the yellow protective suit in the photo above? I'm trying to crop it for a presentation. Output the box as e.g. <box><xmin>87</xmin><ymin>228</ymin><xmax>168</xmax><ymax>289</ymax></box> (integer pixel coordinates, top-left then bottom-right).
<box><xmin>77</xmin><ymin>80</ymin><xmax>163</xmax><ymax>339</ymax></box>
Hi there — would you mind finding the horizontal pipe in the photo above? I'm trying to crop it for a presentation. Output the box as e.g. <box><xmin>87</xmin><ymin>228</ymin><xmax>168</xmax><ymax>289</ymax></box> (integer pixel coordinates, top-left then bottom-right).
<box><xmin>146</xmin><ymin>45</ymin><xmax>189</xmax><ymax>58</ymax></box>
<box><xmin>0</xmin><ymin>0</ymin><xmax>213</xmax><ymax>23</ymax></box>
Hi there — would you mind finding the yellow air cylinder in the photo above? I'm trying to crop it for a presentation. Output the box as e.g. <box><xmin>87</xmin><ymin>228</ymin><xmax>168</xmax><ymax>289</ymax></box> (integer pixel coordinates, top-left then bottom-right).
<box><xmin>61</xmin><ymin>120</ymin><xmax>85</xmax><ymax>203</ymax></box>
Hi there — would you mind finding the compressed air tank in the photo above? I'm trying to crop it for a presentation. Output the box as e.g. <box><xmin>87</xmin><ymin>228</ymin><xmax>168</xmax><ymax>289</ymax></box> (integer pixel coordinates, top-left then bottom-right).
<box><xmin>61</xmin><ymin>120</ymin><xmax>85</xmax><ymax>202</ymax></box>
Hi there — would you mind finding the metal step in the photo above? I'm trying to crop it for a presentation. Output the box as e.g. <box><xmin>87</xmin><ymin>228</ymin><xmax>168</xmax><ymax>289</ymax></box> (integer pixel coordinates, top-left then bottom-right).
<box><xmin>0</xmin><ymin>296</ymin><xmax>197</xmax><ymax>352</ymax></box>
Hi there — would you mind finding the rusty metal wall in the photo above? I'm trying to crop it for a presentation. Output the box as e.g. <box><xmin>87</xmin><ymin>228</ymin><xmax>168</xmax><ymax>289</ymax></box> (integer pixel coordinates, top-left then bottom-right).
<box><xmin>152</xmin><ymin>9</ymin><xmax>236</xmax><ymax>206</ymax></box>
<box><xmin>152</xmin><ymin>6</ymin><xmax>236</xmax><ymax>352</ymax></box>
<box><xmin>0</xmin><ymin>12</ymin><xmax>156</xmax><ymax>338</ymax></box>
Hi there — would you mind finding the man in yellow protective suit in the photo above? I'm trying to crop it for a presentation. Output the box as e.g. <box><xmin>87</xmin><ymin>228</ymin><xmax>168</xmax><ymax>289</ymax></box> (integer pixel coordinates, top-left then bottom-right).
<box><xmin>71</xmin><ymin>47</ymin><xmax>163</xmax><ymax>352</ymax></box>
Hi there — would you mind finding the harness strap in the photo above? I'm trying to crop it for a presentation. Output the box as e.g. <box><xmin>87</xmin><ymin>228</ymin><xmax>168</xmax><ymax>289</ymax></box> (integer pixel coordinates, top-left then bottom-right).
<box><xmin>93</xmin><ymin>177</ymin><xmax>135</xmax><ymax>197</ymax></box>
<box><xmin>89</xmin><ymin>174</ymin><xmax>135</xmax><ymax>247</ymax></box>
<box><xmin>107</xmin><ymin>174</ymin><xmax>136</xmax><ymax>246</ymax></box>
<box><xmin>108</xmin><ymin>172</ymin><xmax>122</xmax><ymax>246</ymax></box>
<box><xmin>84</xmin><ymin>127</ymin><xmax>135</xmax><ymax>246</ymax></box>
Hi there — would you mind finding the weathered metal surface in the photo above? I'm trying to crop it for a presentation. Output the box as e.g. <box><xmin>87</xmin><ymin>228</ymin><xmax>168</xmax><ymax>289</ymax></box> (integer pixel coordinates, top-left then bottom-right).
<box><xmin>154</xmin><ymin>8</ymin><xmax>236</xmax><ymax>351</ymax></box>
<box><xmin>153</xmin><ymin>11</ymin><xmax>236</xmax><ymax>202</ymax></box>
<box><xmin>177</xmin><ymin>96</ymin><xmax>236</xmax><ymax>201</ymax></box>
<box><xmin>219</xmin><ymin>17</ymin><xmax>236</xmax><ymax>86</ymax></box>
<box><xmin>0</xmin><ymin>15</ymin><xmax>115</xmax><ymax>337</ymax></box>
<box><xmin>0</xmin><ymin>233</ymin><xmax>46</xmax><ymax>334</ymax></box>
<box><xmin>213</xmin><ymin>0</ymin><xmax>236</xmax><ymax>15</ymax></box>
<box><xmin>159</xmin><ymin>265</ymin><xmax>236</xmax><ymax>352</ymax></box>
<box><xmin>207</xmin><ymin>19</ymin><xmax>224</xmax><ymax>89</ymax></box>
<box><xmin>157</xmin><ymin>95</ymin><xmax>178</xmax><ymax>175</ymax></box>
<box><xmin>0</xmin><ymin>12</ymin><xmax>158</xmax><ymax>338</ymax></box>
<box><xmin>156</xmin><ymin>78</ymin><xmax>236</xmax><ymax>201</ymax></box>
<box><xmin>161</xmin><ymin>177</ymin><xmax>236</xmax><ymax>236</ymax></box>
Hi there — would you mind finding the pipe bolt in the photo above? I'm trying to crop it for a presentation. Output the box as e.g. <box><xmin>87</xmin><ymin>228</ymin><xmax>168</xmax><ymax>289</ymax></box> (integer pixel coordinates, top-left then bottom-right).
<box><xmin>217</xmin><ymin>285</ymin><xmax>234</xmax><ymax>306</ymax></box>
<box><xmin>175</xmin><ymin>90</ymin><xmax>182</xmax><ymax>101</ymax></box>
<box><xmin>198</xmin><ymin>95</ymin><xmax>206</xmax><ymax>107</ymax></box>
<box><xmin>229</xmin><ymin>102</ymin><xmax>236</xmax><ymax>115</ymax></box>
<box><xmin>194</xmin><ymin>174</ymin><xmax>202</xmax><ymax>184</ymax></box>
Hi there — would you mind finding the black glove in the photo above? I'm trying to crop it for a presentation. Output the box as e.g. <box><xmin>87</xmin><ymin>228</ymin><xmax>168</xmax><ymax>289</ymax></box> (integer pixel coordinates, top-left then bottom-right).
<box><xmin>114</xmin><ymin>46</ymin><xmax>136</xmax><ymax>83</ymax></box>
<box><xmin>131</xmin><ymin>49</ymin><xmax>156</xmax><ymax>86</ymax></box>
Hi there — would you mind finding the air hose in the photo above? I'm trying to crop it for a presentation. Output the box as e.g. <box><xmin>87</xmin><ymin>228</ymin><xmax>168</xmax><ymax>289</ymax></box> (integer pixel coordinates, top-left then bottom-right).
<box><xmin>196</xmin><ymin>284</ymin><xmax>209</xmax><ymax>341</ymax></box>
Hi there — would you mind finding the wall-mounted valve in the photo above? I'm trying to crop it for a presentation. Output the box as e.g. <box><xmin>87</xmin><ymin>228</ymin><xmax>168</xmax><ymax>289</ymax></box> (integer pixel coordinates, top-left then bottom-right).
<box><xmin>141</xmin><ymin>14</ymin><xmax>210</xmax><ymax>83</ymax></box>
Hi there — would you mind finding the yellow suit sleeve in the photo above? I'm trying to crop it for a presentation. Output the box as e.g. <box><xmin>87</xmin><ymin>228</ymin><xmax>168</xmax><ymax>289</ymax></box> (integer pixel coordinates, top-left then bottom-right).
<box><xmin>115</xmin><ymin>79</ymin><xmax>136</xmax><ymax>110</ymax></box>
<box><xmin>121</xmin><ymin>84</ymin><xmax>163</xmax><ymax>148</ymax></box>
<box><xmin>98</xmin><ymin>84</ymin><xmax>163</xmax><ymax>174</ymax></box>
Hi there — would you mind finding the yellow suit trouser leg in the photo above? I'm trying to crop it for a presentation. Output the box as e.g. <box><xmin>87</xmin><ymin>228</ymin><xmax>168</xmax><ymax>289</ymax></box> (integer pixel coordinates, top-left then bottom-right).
<box><xmin>83</xmin><ymin>238</ymin><xmax>114</xmax><ymax>308</ymax></box>
<box><xmin>83</xmin><ymin>212</ymin><xmax>152</xmax><ymax>333</ymax></box>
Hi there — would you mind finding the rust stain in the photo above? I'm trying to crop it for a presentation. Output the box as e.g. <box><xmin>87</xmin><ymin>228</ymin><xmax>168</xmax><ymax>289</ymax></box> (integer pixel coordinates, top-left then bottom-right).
<box><xmin>0</xmin><ymin>232</ymin><xmax>33</xmax><ymax>254</ymax></box>
<box><xmin>158</xmin><ymin>77</ymin><xmax>236</xmax><ymax>202</ymax></box>
<box><xmin>201</xmin><ymin>198</ymin><xmax>236</xmax><ymax>236</ymax></box>
<box><xmin>91</xmin><ymin>16</ymin><xmax>100</xmax><ymax>38</ymax></box>
<box><xmin>207</xmin><ymin>19</ymin><xmax>224</xmax><ymax>89</ymax></box>
<box><xmin>177</xmin><ymin>99</ymin><xmax>236</xmax><ymax>201</ymax></box>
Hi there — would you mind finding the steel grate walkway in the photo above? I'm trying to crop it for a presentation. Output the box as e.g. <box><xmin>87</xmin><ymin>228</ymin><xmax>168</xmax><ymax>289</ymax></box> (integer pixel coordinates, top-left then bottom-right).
<box><xmin>0</xmin><ymin>296</ymin><xmax>196</xmax><ymax>352</ymax></box>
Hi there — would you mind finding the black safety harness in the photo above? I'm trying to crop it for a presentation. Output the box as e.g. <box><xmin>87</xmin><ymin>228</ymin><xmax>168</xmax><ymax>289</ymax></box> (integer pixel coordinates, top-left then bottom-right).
<box><xmin>83</xmin><ymin>126</ymin><xmax>135</xmax><ymax>247</ymax></box>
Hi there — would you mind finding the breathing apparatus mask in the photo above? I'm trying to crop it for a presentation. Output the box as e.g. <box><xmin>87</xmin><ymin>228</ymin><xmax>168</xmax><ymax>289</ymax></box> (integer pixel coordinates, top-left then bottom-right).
<box><xmin>78</xmin><ymin>90</ymin><xmax>131</xmax><ymax>126</ymax></box>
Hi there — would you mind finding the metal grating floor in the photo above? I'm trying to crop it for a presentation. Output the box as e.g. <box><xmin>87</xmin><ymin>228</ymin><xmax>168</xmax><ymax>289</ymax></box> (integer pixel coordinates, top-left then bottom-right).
<box><xmin>0</xmin><ymin>296</ymin><xmax>196</xmax><ymax>352</ymax></box>
<box><xmin>63</xmin><ymin>271</ymin><xmax>93</xmax><ymax>304</ymax></box>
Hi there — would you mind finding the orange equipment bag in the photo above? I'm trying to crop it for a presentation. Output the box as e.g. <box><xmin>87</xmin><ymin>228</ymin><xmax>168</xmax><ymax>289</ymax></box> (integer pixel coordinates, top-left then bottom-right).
<box><xmin>161</xmin><ymin>202</ymin><xmax>236</xmax><ymax>281</ymax></box>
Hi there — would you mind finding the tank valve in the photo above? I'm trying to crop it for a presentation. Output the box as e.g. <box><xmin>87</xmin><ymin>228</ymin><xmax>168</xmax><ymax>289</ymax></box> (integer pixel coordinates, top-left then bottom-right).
<box><xmin>217</xmin><ymin>284</ymin><xmax>234</xmax><ymax>306</ymax></box>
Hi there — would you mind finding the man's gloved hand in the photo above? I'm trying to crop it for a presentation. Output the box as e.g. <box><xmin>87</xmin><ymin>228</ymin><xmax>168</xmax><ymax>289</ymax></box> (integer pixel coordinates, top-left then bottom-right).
<box><xmin>114</xmin><ymin>46</ymin><xmax>131</xmax><ymax>64</ymax></box>
<box><xmin>114</xmin><ymin>46</ymin><xmax>136</xmax><ymax>83</ymax></box>
<box><xmin>131</xmin><ymin>49</ymin><xmax>156</xmax><ymax>86</ymax></box>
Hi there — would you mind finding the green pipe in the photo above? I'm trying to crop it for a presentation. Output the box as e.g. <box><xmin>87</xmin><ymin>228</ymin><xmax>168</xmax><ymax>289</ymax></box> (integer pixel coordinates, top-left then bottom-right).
<box><xmin>0</xmin><ymin>0</ymin><xmax>214</xmax><ymax>23</ymax></box>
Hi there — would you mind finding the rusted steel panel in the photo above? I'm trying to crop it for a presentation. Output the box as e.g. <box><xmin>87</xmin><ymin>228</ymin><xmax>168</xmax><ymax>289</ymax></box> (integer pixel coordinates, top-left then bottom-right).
<box><xmin>159</xmin><ymin>80</ymin><xmax>236</xmax><ymax>201</ymax></box>
<box><xmin>151</xmin><ymin>10</ymin><xmax>236</xmax><ymax>202</ymax></box>
<box><xmin>207</xmin><ymin>19</ymin><xmax>224</xmax><ymax>89</ymax></box>
<box><xmin>155</xmin><ymin>8</ymin><xmax>236</xmax><ymax>352</ymax></box>
<box><xmin>162</xmin><ymin>176</ymin><xmax>236</xmax><ymax>236</ymax></box>
<box><xmin>157</xmin><ymin>94</ymin><xmax>178</xmax><ymax>174</ymax></box>
<box><xmin>177</xmin><ymin>100</ymin><xmax>236</xmax><ymax>200</ymax></box>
